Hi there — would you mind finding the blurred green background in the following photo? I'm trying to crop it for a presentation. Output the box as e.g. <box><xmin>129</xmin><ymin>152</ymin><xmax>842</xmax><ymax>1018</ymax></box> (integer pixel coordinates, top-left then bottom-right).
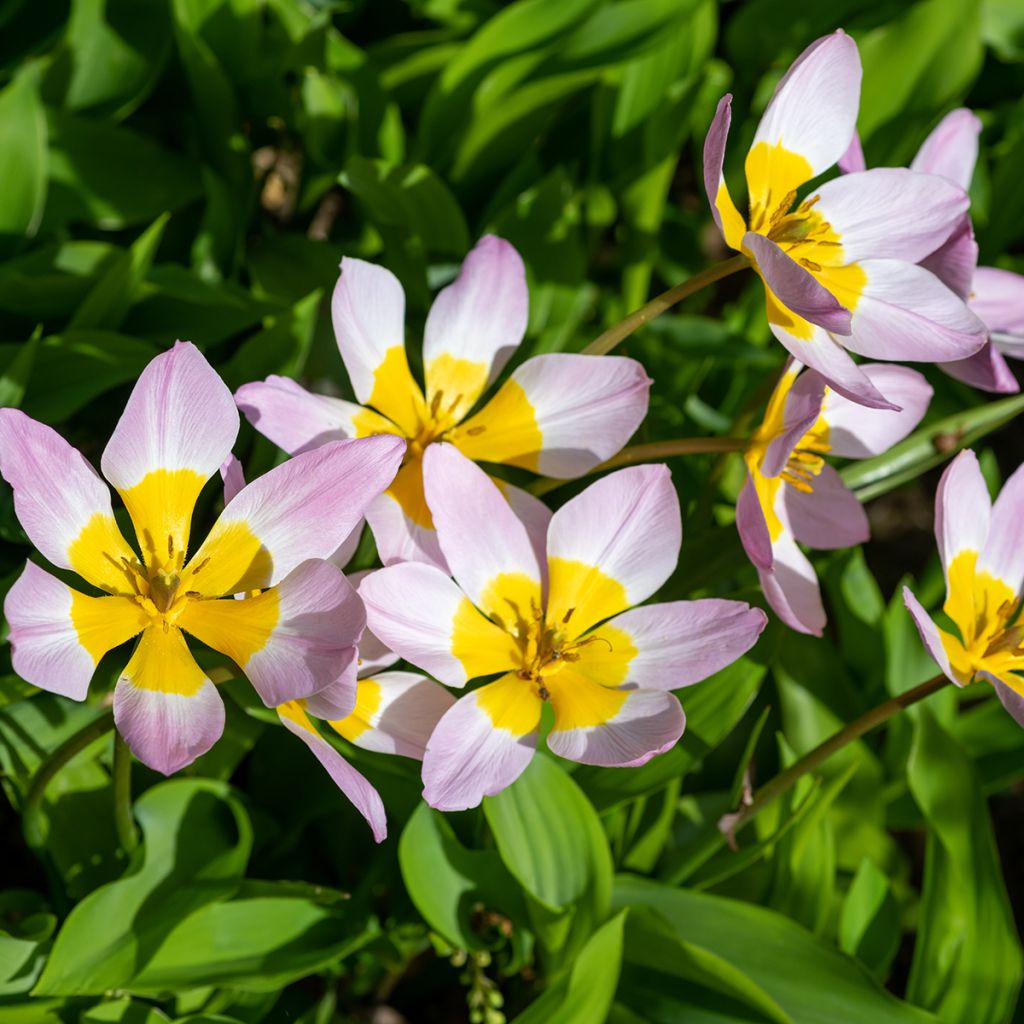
<box><xmin>1</xmin><ymin>0</ymin><xmax>1024</xmax><ymax>1021</ymax></box>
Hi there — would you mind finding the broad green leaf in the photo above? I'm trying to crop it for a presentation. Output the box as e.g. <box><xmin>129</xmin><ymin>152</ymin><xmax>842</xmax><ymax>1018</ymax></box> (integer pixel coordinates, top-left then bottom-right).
<box><xmin>81</xmin><ymin>998</ymin><xmax>172</xmax><ymax>1023</ymax></box>
<box><xmin>510</xmin><ymin>910</ymin><xmax>626</xmax><ymax>1024</ymax></box>
<box><xmin>839</xmin><ymin>858</ymin><xmax>901</xmax><ymax>980</ymax></box>
<box><xmin>34</xmin><ymin>779</ymin><xmax>252</xmax><ymax>996</ymax></box>
<box><xmin>905</xmin><ymin>708</ymin><xmax>1022</xmax><ymax>1023</ymax></box>
<box><xmin>0</xmin><ymin>889</ymin><xmax>55</xmax><ymax>996</ymax></box>
<box><xmin>0</xmin><ymin>332</ymin><xmax>39</xmax><ymax>409</ymax></box>
<box><xmin>615</xmin><ymin>877</ymin><xmax>939</xmax><ymax>1023</ymax></box>
<box><xmin>0</xmin><ymin>67</ymin><xmax>47</xmax><ymax>244</ymax></box>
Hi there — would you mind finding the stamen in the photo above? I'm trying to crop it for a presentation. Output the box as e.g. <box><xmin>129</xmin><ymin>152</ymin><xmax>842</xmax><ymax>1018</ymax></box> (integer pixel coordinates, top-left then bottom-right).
<box><xmin>191</xmin><ymin>557</ymin><xmax>211</xmax><ymax>576</ymax></box>
<box><xmin>167</xmin><ymin>534</ymin><xmax>174</xmax><ymax>559</ymax></box>
<box><xmin>537</xmin><ymin>684</ymin><xmax>550</xmax><ymax>701</ymax></box>
<box><xmin>466</xmin><ymin>426</ymin><xmax>486</xmax><ymax>437</ymax></box>
<box><xmin>562</xmin><ymin>608</ymin><xmax>575</xmax><ymax>625</ymax></box>
<box><xmin>430</xmin><ymin>391</ymin><xmax>443</xmax><ymax>420</ymax></box>
<box><xmin>799</xmin><ymin>258</ymin><xmax>822</xmax><ymax>272</ymax></box>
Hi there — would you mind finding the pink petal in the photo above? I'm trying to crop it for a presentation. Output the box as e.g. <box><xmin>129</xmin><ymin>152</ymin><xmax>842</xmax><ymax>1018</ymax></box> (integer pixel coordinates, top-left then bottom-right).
<box><xmin>236</xmin><ymin>375</ymin><xmax>387</xmax><ymax>455</ymax></box>
<box><xmin>547</xmin><ymin>685</ymin><xmax>685</xmax><ymax>768</ymax></box>
<box><xmin>422</xmin><ymin>444</ymin><xmax>540</xmax><ymax>612</ymax></box>
<box><xmin>303</xmin><ymin>675</ymin><xmax>358</xmax><ymax>720</ymax></box>
<box><xmin>364</xmin><ymin>480</ymin><xmax>449</xmax><ymax>571</ymax></box>
<box><xmin>451</xmin><ymin>353</ymin><xmax>651</xmax><ymax>479</ymax></box>
<box><xmin>910</xmin><ymin>108</ymin><xmax>982</xmax><ymax>191</ymax></box>
<box><xmin>331</xmin><ymin>257</ymin><xmax>406</xmax><ymax>406</ymax></box>
<box><xmin>994</xmin><ymin>680</ymin><xmax>1024</xmax><ymax>728</ymax></box>
<box><xmin>751</xmin><ymin>31</ymin><xmax>861</xmax><ymax>181</ymax></box>
<box><xmin>921</xmin><ymin>216</ymin><xmax>977</xmax><ymax>299</ymax></box>
<box><xmin>745</xmin><ymin>232</ymin><xmax>852</xmax><ymax>335</ymax></box>
<box><xmin>838</xmin><ymin>130</ymin><xmax>865</xmax><ymax>173</ymax></box>
<box><xmin>101</xmin><ymin>342</ymin><xmax>239</xmax><ymax>562</ymax></box>
<box><xmin>761</xmin><ymin>366</ymin><xmax>826</xmax><ymax>477</ymax></box>
<box><xmin>843</xmin><ymin>260</ymin><xmax>987</xmax><ymax>363</ymax></box>
<box><xmin>4</xmin><ymin>561</ymin><xmax>146</xmax><ymax>700</ymax></box>
<box><xmin>188</xmin><ymin>434</ymin><xmax>405</xmax><ymax>594</ymax></box>
<box><xmin>759</xmin><ymin>531</ymin><xmax>825</xmax><ymax>636</ymax></box>
<box><xmin>822</xmin><ymin>364</ymin><xmax>932</xmax><ymax>458</ymax></box>
<box><xmin>279</xmin><ymin>703</ymin><xmax>387</xmax><ymax>842</ymax></box>
<box><xmin>220</xmin><ymin>454</ymin><xmax>246</xmax><ymax>506</ymax></box>
<box><xmin>782</xmin><ymin>464</ymin><xmax>869</xmax><ymax>550</ymax></box>
<box><xmin>579</xmin><ymin>599</ymin><xmax>768</xmax><ymax>689</ymax></box>
<box><xmin>358</xmin><ymin>562</ymin><xmax>516</xmax><ymax>688</ymax></box>
<box><xmin>502</xmin><ymin>480</ymin><xmax>553</xmax><ymax>573</ymax></box>
<box><xmin>939</xmin><ymin>342</ymin><xmax>1019</xmax><ymax>395</ymax></box>
<box><xmin>178</xmin><ymin>559</ymin><xmax>364</xmax><ymax>708</ymax></box>
<box><xmin>971</xmin><ymin>266</ymin><xmax>1024</xmax><ymax>335</ymax></box>
<box><xmin>737</xmin><ymin>474</ymin><xmax>774</xmax><ymax>572</ymax></box>
<box><xmin>703</xmin><ymin>93</ymin><xmax>744</xmax><ymax>247</ymax></box>
<box><xmin>423</xmin><ymin>235</ymin><xmax>528</xmax><ymax>422</ymax></box>
<box><xmin>421</xmin><ymin>682</ymin><xmax>539</xmax><ymax>811</ymax></box>
<box><xmin>902</xmin><ymin>586</ymin><xmax>961</xmax><ymax>685</ymax></box>
<box><xmin>345</xmin><ymin>570</ymin><xmax>401</xmax><ymax>679</ymax></box>
<box><xmin>331</xmin><ymin>670</ymin><xmax>456</xmax><ymax>760</ymax></box>
<box><xmin>113</xmin><ymin>628</ymin><xmax>225</xmax><ymax>775</ymax></box>
<box><xmin>935</xmin><ymin>449</ymin><xmax>990</xmax><ymax>578</ymax></box>
<box><xmin>813</xmin><ymin>168</ymin><xmax>969</xmax><ymax>264</ymax></box>
<box><xmin>0</xmin><ymin>409</ymin><xmax>135</xmax><ymax>593</ymax></box>
<box><xmin>546</xmin><ymin>465</ymin><xmax>681</xmax><ymax>636</ymax></box>
<box><xmin>978</xmin><ymin>461</ymin><xmax>1024</xmax><ymax>597</ymax></box>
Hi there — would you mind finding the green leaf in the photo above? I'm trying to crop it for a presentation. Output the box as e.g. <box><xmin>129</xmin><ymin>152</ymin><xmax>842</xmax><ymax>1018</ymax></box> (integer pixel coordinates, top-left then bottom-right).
<box><xmin>0</xmin><ymin>331</ymin><xmax>40</xmax><ymax>409</ymax></box>
<box><xmin>0</xmin><ymin>889</ymin><xmax>55</xmax><ymax>996</ymax></box>
<box><xmin>81</xmin><ymin>998</ymin><xmax>172</xmax><ymax>1023</ymax></box>
<box><xmin>615</xmin><ymin>877</ymin><xmax>939</xmax><ymax>1024</ymax></box>
<box><xmin>905</xmin><ymin>708</ymin><xmax>1023</xmax><ymax>1023</ymax></box>
<box><xmin>0</xmin><ymin>66</ymin><xmax>47</xmax><ymax>245</ymax></box>
<box><xmin>34</xmin><ymin>779</ymin><xmax>252</xmax><ymax>996</ymax></box>
<box><xmin>839</xmin><ymin>858</ymin><xmax>901</xmax><ymax>980</ymax></box>
<box><xmin>510</xmin><ymin>910</ymin><xmax>626</xmax><ymax>1024</ymax></box>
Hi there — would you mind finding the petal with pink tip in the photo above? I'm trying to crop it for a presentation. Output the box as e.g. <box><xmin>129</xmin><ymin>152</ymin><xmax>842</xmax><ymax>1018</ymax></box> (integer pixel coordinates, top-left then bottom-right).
<box><xmin>761</xmin><ymin>367</ymin><xmax>826</xmax><ymax>477</ymax></box>
<box><xmin>935</xmin><ymin>449</ymin><xmax>990</xmax><ymax>577</ymax></box>
<box><xmin>359</xmin><ymin>562</ymin><xmax>519</xmax><ymax>688</ymax></box>
<box><xmin>186</xmin><ymin>434</ymin><xmax>405</xmax><ymax>595</ymax></box>
<box><xmin>940</xmin><ymin>343</ymin><xmax>1019</xmax><ymax>395</ymax></box>
<box><xmin>545</xmin><ymin>465</ymin><xmax>682</xmax><ymax>638</ymax></box>
<box><xmin>921</xmin><ymin>216</ymin><xmax>977</xmax><ymax>299</ymax></box>
<box><xmin>331</xmin><ymin>258</ymin><xmax>425</xmax><ymax>436</ymax></box>
<box><xmin>501</xmin><ymin>480</ymin><xmax>553</xmax><ymax>574</ymax></box>
<box><xmin>902</xmin><ymin>586</ymin><xmax>963</xmax><ymax>686</ymax></box>
<box><xmin>841</xmin><ymin>261</ymin><xmax>987</xmax><ymax>363</ymax></box>
<box><xmin>364</xmin><ymin>465</ymin><xmax>448</xmax><ymax>571</ymax></box>
<box><xmin>813</xmin><ymin>169</ymin><xmax>969</xmax><ymax>264</ymax></box>
<box><xmin>177</xmin><ymin>559</ymin><xmax>364</xmax><ymax>708</ymax></box>
<box><xmin>821</xmin><ymin>364</ymin><xmax>932</xmax><ymax>458</ymax></box>
<box><xmin>450</xmin><ymin>353</ymin><xmax>651</xmax><ymax>479</ymax></box>
<box><xmin>423</xmin><ymin>444</ymin><xmax>540</xmax><ymax>616</ymax></box>
<box><xmin>101</xmin><ymin>342</ymin><xmax>239</xmax><ymax>569</ymax></box>
<box><xmin>236</xmin><ymin>375</ymin><xmax>396</xmax><ymax>456</ymax></box>
<box><xmin>971</xmin><ymin>266</ymin><xmax>1024</xmax><ymax>336</ymax></box>
<box><xmin>745</xmin><ymin>233</ymin><xmax>852</xmax><ymax>335</ymax></box>
<box><xmin>759</xmin><ymin>531</ymin><xmax>825</xmax><ymax>636</ymax></box>
<box><xmin>748</xmin><ymin>31</ymin><xmax>861</xmax><ymax>191</ymax></box>
<box><xmin>994</xmin><ymin>679</ymin><xmax>1024</xmax><ymax>728</ymax></box>
<box><xmin>572</xmin><ymin>599</ymin><xmax>768</xmax><ymax>690</ymax></box>
<box><xmin>330</xmin><ymin>670</ymin><xmax>456</xmax><ymax>760</ymax></box>
<box><xmin>220</xmin><ymin>455</ymin><xmax>246</xmax><ymax>506</ymax></box>
<box><xmin>422</xmin><ymin>676</ymin><xmax>540</xmax><ymax>811</ymax></box>
<box><xmin>737</xmin><ymin>474</ymin><xmax>774</xmax><ymax>573</ymax></box>
<box><xmin>782</xmin><ymin>465</ymin><xmax>868</xmax><ymax>550</ymax></box>
<box><xmin>4</xmin><ymin>561</ymin><xmax>147</xmax><ymax>700</ymax></box>
<box><xmin>547</xmin><ymin>680</ymin><xmax>685</xmax><ymax>768</ymax></box>
<box><xmin>0</xmin><ymin>409</ymin><xmax>136</xmax><ymax>594</ymax></box>
<box><xmin>303</xmin><ymin>675</ymin><xmax>358</xmax><ymax>721</ymax></box>
<box><xmin>978</xmin><ymin>462</ymin><xmax>1024</xmax><ymax>596</ymax></box>
<box><xmin>113</xmin><ymin>627</ymin><xmax>225</xmax><ymax>775</ymax></box>
<box><xmin>278</xmin><ymin>702</ymin><xmax>386</xmax><ymax>842</ymax></box>
<box><xmin>910</xmin><ymin>109</ymin><xmax>982</xmax><ymax>191</ymax></box>
<box><xmin>423</xmin><ymin>236</ymin><xmax>528</xmax><ymax>423</ymax></box>
<box><xmin>702</xmin><ymin>94</ymin><xmax>746</xmax><ymax>249</ymax></box>
<box><xmin>345</xmin><ymin>569</ymin><xmax>401</xmax><ymax>678</ymax></box>
<box><xmin>838</xmin><ymin>131</ymin><xmax>865</xmax><ymax>173</ymax></box>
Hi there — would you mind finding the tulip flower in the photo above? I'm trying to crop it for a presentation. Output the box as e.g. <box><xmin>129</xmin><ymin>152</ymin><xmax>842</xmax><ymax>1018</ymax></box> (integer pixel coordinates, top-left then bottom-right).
<box><xmin>359</xmin><ymin>445</ymin><xmax>767</xmax><ymax>810</ymax></box>
<box><xmin>739</xmin><ymin>361</ymin><xmax>931</xmax><ymax>635</ymax></box>
<box><xmin>216</xmin><ymin>458</ymin><xmax>455</xmax><ymax>841</ymax></box>
<box><xmin>904</xmin><ymin>450</ymin><xmax>1024</xmax><ymax>728</ymax></box>
<box><xmin>703</xmin><ymin>31</ymin><xmax>985</xmax><ymax>410</ymax></box>
<box><xmin>0</xmin><ymin>342</ymin><xmax>405</xmax><ymax>775</ymax></box>
<box><xmin>236</xmin><ymin>235</ymin><xmax>650</xmax><ymax>568</ymax></box>
<box><xmin>841</xmin><ymin>108</ymin><xmax>1024</xmax><ymax>393</ymax></box>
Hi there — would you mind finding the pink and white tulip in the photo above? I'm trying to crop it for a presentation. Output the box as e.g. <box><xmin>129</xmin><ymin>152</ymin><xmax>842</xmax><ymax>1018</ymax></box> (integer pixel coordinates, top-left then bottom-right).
<box><xmin>236</xmin><ymin>235</ymin><xmax>650</xmax><ymax>568</ymax></box>
<box><xmin>904</xmin><ymin>450</ymin><xmax>1024</xmax><ymax>727</ymax></box>
<box><xmin>359</xmin><ymin>446</ymin><xmax>767</xmax><ymax>811</ymax></box>
<box><xmin>739</xmin><ymin>361</ymin><xmax>932</xmax><ymax>635</ymax></box>
<box><xmin>704</xmin><ymin>31</ymin><xmax>986</xmax><ymax>410</ymax></box>
<box><xmin>843</xmin><ymin>109</ymin><xmax>1024</xmax><ymax>393</ymax></box>
<box><xmin>1</xmin><ymin>342</ymin><xmax>404</xmax><ymax>786</ymax></box>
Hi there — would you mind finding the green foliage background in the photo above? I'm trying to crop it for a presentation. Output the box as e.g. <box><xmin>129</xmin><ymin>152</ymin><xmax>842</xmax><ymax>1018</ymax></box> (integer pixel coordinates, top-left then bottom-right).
<box><xmin>1</xmin><ymin>0</ymin><xmax>1023</xmax><ymax>1021</ymax></box>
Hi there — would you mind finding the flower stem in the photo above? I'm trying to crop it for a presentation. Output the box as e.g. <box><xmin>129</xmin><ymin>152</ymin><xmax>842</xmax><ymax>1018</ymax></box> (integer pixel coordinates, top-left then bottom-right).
<box><xmin>113</xmin><ymin>731</ymin><xmax>139</xmax><ymax>854</ymax></box>
<box><xmin>22</xmin><ymin>711</ymin><xmax>115</xmax><ymax>850</ymax></box>
<box><xmin>583</xmin><ymin>254</ymin><xmax>750</xmax><ymax>356</ymax></box>
<box><xmin>719</xmin><ymin>674</ymin><xmax>951</xmax><ymax>842</ymax></box>
<box><xmin>528</xmin><ymin>437</ymin><xmax>746</xmax><ymax>497</ymax></box>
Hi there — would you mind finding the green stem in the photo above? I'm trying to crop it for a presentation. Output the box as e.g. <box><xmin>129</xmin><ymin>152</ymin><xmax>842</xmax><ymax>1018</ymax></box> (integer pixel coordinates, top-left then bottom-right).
<box><xmin>719</xmin><ymin>674</ymin><xmax>950</xmax><ymax>842</ymax></box>
<box><xmin>113</xmin><ymin>731</ymin><xmax>139</xmax><ymax>854</ymax></box>
<box><xmin>528</xmin><ymin>436</ymin><xmax>747</xmax><ymax>497</ymax></box>
<box><xmin>583</xmin><ymin>254</ymin><xmax>749</xmax><ymax>356</ymax></box>
<box><xmin>23</xmin><ymin>711</ymin><xmax>115</xmax><ymax>850</ymax></box>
